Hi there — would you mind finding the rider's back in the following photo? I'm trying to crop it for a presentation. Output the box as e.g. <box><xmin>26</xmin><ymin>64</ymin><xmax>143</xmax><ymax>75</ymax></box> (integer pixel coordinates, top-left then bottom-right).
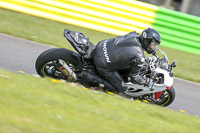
<box><xmin>93</xmin><ymin>31</ymin><xmax>145</xmax><ymax>72</ymax></box>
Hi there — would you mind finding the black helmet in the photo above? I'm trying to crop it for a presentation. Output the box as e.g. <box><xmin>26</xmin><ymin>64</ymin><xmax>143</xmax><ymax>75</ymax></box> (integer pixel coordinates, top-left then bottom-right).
<box><xmin>140</xmin><ymin>28</ymin><xmax>161</xmax><ymax>54</ymax></box>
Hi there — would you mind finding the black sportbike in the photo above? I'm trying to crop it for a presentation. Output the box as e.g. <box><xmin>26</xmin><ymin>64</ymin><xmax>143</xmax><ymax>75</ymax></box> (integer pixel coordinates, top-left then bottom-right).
<box><xmin>35</xmin><ymin>29</ymin><xmax>177</xmax><ymax>106</ymax></box>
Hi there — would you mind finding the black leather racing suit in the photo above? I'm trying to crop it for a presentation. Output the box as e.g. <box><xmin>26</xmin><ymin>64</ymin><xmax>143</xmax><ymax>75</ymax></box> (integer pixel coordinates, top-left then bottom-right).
<box><xmin>93</xmin><ymin>32</ymin><xmax>147</xmax><ymax>93</ymax></box>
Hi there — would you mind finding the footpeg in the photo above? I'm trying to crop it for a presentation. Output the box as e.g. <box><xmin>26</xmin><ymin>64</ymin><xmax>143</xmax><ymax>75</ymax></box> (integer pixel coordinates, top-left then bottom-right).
<box><xmin>56</xmin><ymin>59</ymin><xmax>77</xmax><ymax>81</ymax></box>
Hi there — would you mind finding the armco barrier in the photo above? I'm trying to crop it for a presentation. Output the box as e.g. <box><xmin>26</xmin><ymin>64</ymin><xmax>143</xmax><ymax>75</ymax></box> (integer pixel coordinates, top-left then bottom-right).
<box><xmin>0</xmin><ymin>0</ymin><xmax>199</xmax><ymax>55</ymax></box>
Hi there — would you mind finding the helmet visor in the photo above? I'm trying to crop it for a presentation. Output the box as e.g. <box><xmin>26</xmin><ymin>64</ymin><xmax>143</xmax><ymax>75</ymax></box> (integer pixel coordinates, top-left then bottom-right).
<box><xmin>150</xmin><ymin>40</ymin><xmax>159</xmax><ymax>51</ymax></box>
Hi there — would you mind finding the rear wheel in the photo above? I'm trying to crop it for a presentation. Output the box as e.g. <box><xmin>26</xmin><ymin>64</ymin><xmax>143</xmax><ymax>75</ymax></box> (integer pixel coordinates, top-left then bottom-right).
<box><xmin>35</xmin><ymin>48</ymin><xmax>82</xmax><ymax>79</ymax></box>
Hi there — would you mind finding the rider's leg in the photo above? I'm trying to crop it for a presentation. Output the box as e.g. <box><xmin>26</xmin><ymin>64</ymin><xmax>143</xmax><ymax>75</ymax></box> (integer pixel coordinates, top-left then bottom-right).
<box><xmin>100</xmin><ymin>71</ymin><xmax>128</xmax><ymax>94</ymax></box>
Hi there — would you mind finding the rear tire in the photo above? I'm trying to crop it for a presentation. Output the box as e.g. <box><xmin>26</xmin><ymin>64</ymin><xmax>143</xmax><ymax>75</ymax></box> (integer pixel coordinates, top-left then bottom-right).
<box><xmin>35</xmin><ymin>48</ymin><xmax>82</xmax><ymax>78</ymax></box>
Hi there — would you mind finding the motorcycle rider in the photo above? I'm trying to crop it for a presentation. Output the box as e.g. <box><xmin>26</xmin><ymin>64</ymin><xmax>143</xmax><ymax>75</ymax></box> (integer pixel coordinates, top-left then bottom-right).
<box><xmin>93</xmin><ymin>28</ymin><xmax>161</xmax><ymax>94</ymax></box>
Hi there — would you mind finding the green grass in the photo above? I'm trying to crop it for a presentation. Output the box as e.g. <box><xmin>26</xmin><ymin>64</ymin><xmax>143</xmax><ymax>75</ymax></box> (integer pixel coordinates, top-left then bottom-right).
<box><xmin>0</xmin><ymin>69</ymin><xmax>200</xmax><ymax>133</ymax></box>
<box><xmin>0</xmin><ymin>8</ymin><xmax>200</xmax><ymax>83</ymax></box>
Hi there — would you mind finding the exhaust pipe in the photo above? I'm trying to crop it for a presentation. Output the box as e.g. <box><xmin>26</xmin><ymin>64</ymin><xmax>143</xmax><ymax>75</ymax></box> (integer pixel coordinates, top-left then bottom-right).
<box><xmin>56</xmin><ymin>59</ymin><xmax>77</xmax><ymax>81</ymax></box>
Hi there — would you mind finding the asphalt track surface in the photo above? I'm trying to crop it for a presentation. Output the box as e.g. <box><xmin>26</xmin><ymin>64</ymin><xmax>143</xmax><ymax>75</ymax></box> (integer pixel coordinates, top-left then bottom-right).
<box><xmin>0</xmin><ymin>33</ymin><xmax>200</xmax><ymax>117</ymax></box>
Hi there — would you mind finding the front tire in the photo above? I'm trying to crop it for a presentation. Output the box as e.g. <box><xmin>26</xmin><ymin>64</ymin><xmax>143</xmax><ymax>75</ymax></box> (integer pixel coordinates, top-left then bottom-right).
<box><xmin>35</xmin><ymin>48</ymin><xmax>82</xmax><ymax>79</ymax></box>
<box><xmin>154</xmin><ymin>86</ymin><xmax>176</xmax><ymax>107</ymax></box>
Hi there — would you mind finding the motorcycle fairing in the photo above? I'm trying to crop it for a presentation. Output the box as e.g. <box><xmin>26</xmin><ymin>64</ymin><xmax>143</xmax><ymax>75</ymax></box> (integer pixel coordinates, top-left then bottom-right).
<box><xmin>126</xmin><ymin>68</ymin><xmax>173</xmax><ymax>97</ymax></box>
<box><xmin>64</xmin><ymin>29</ymin><xmax>95</xmax><ymax>59</ymax></box>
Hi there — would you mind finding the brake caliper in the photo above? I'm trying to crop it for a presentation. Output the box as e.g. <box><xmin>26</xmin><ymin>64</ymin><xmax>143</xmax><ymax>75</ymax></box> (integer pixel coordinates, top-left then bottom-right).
<box><xmin>155</xmin><ymin>91</ymin><xmax>163</xmax><ymax>100</ymax></box>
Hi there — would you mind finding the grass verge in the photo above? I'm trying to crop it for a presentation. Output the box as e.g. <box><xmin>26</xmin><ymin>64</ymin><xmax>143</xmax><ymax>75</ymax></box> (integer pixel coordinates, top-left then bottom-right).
<box><xmin>0</xmin><ymin>69</ymin><xmax>200</xmax><ymax>133</ymax></box>
<box><xmin>0</xmin><ymin>8</ymin><xmax>200</xmax><ymax>83</ymax></box>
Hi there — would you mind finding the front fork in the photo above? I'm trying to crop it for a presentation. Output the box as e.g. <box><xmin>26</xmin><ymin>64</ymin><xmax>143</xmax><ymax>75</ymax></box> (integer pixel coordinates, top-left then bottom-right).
<box><xmin>155</xmin><ymin>86</ymin><xmax>171</xmax><ymax>100</ymax></box>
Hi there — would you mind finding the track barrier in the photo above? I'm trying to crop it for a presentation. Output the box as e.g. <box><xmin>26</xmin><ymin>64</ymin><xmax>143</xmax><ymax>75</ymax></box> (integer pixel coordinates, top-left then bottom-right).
<box><xmin>0</xmin><ymin>0</ymin><xmax>199</xmax><ymax>55</ymax></box>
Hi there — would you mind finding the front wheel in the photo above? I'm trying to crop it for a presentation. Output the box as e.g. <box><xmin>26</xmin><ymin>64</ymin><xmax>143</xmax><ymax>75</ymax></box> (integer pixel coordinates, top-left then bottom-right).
<box><xmin>35</xmin><ymin>48</ymin><xmax>82</xmax><ymax>79</ymax></box>
<box><xmin>153</xmin><ymin>86</ymin><xmax>176</xmax><ymax>107</ymax></box>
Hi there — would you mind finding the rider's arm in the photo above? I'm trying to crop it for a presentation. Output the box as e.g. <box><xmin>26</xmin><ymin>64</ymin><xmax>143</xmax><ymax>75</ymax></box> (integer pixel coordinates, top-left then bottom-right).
<box><xmin>128</xmin><ymin>56</ymin><xmax>149</xmax><ymax>85</ymax></box>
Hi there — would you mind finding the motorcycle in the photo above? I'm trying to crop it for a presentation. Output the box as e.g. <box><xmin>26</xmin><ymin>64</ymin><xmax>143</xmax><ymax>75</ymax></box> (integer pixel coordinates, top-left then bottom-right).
<box><xmin>35</xmin><ymin>29</ymin><xmax>177</xmax><ymax>107</ymax></box>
